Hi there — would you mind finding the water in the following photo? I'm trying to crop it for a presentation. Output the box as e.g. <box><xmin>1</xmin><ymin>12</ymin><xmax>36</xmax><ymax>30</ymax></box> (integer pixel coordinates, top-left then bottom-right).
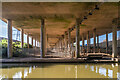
<box><xmin>0</xmin><ymin>63</ymin><xmax>120</xmax><ymax>79</ymax></box>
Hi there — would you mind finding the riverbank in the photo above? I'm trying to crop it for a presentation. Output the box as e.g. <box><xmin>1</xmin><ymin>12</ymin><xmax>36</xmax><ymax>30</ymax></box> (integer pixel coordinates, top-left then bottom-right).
<box><xmin>0</xmin><ymin>57</ymin><xmax>119</xmax><ymax>63</ymax></box>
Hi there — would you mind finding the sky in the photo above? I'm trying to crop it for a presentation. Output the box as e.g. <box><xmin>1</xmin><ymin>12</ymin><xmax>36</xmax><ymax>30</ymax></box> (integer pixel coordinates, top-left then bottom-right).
<box><xmin>0</xmin><ymin>19</ymin><xmax>120</xmax><ymax>46</ymax></box>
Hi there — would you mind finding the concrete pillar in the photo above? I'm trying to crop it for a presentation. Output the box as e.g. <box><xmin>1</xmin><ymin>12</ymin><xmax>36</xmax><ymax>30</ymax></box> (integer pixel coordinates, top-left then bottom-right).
<box><xmin>27</xmin><ymin>34</ymin><xmax>29</xmax><ymax>48</ymax></box>
<box><xmin>68</xmin><ymin>28</ymin><xmax>71</xmax><ymax>55</ymax></box>
<box><xmin>47</xmin><ymin>34</ymin><xmax>48</xmax><ymax>50</ymax></box>
<box><xmin>87</xmin><ymin>31</ymin><xmax>90</xmax><ymax>53</ymax></box>
<box><xmin>21</xmin><ymin>29</ymin><xmax>24</xmax><ymax>48</ymax></box>
<box><xmin>40</xmin><ymin>19</ymin><xmax>45</xmax><ymax>58</ymax></box>
<box><xmin>64</xmin><ymin>34</ymin><xmax>67</xmax><ymax>51</ymax></box>
<box><xmin>93</xmin><ymin>29</ymin><xmax>96</xmax><ymax>53</ymax></box>
<box><xmin>82</xmin><ymin>34</ymin><xmax>84</xmax><ymax>53</ymax></box>
<box><xmin>76</xmin><ymin>18</ymin><xmax>80</xmax><ymax>58</ymax></box>
<box><xmin>97</xmin><ymin>35</ymin><xmax>99</xmax><ymax>52</ymax></box>
<box><xmin>61</xmin><ymin>38</ymin><xmax>63</xmax><ymax>52</ymax></box>
<box><xmin>106</xmin><ymin>32</ymin><xmax>108</xmax><ymax>54</ymax></box>
<box><xmin>31</xmin><ymin>37</ymin><xmax>33</xmax><ymax>48</ymax></box>
<box><xmin>7</xmin><ymin>19</ymin><xmax>12</xmax><ymax>58</ymax></box>
<box><xmin>62</xmin><ymin>36</ymin><xmax>64</xmax><ymax>52</ymax></box>
<box><xmin>112</xmin><ymin>25</ymin><xmax>118</xmax><ymax>58</ymax></box>
<box><xmin>35</xmin><ymin>37</ymin><xmax>36</xmax><ymax>48</ymax></box>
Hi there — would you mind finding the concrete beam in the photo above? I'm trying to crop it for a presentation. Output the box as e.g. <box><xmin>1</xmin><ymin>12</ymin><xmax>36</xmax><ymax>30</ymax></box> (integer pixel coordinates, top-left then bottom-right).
<box><xmin>40</xmin><ymin>19</ymin><xmax>45</xmax><ymax>58</ymax></box>
<box><xmin>112</xmin><ymin>25</ymin><xmax>118</xmax><ymax>58</ymax></box>
<box><xmin>76</xmin><ymin>18</ymin><xmax>80</xmax><ymax>58</ymax></box>
<box><xmin>7</xmin><ymin>19</ymin><xmax>12</xmax><ymax>58</ymax></box>
<box><xmin>21</xmin><ymin>29</ymin><xmax>24</xmax><ymax>48</ymax></box>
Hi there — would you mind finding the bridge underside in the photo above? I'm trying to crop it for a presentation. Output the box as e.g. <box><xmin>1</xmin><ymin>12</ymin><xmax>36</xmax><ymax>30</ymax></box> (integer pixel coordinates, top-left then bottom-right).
<box><xmin>1</xmin><ymin>2</ymin><xmax>120</xmax><ymax>60</ymax></box>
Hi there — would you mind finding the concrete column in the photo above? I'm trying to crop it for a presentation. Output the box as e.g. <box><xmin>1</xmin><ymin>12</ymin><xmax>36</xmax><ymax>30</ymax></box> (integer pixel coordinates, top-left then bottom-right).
<box><xmin>61</xmin><ymin>38</ymin><xmax>63</xmax><ymax>52</ymax></box>
<box><xmin>71</xmin><ymin>40</ymin><xmax>74</xmax><ymax>58</ymax></box>
<box><xmin>97</xmin><ymin>35</ymin><xmax>99</xmax><ymax>52</ymax></box>
<box><xmin>62</xmin><ymin>36</ymin><xmax>64</xmax><ymax>52</ymax></box>
<box><xmin>93</xmin><ymin>29</ymin><xmax>96</xmax><ymax>53</ymax></box>
<box><xmin>112</xmin><ymin>25</ymin><xmax>118</xmax><ymax>58</ymax></box>
<box><xmin>47</xmin><ymin>34</ymin><xmax>48</xmax><ymax>50</ymax></box>
<box><xmin>82</xmin><ymin>34</ymin><xmax>84</xmax><ymax>53</ymax></box>
<box><xmin>35</xmin><ymin>37</ymin><xmax>36</xmax><ymax>48</ymax></box>
<box><xmin>87</xmin><ymin>31</ymin><xmax>90</xmax><ymax>53</ymax></box>
<box><xmin>76</xmin><ymin>18</ymin><xmax>80</xmax><ymax>58</ymax></box>
<box><xmin>7</xmin><ymin>19</ymin><xmax>12</xmax><ymax>58</ymax></box>
<box><xmin>58</xmin><ymin>40</ymin><xmax>60</xmax><ymax>52</ymax></box>
<box><xmin>31</xmin><ymin>37</ymin><xmax>33</xmax><ymax>48</ymax></box>
<box><xmin>40</xmin><ymin>19</ymin><xmax>45</xmax><ymax>58</ymax></box>
<box><xmin>64</xmin><ymin>34</ymin><xmax>67</xmax><ymax>50</ymax></box>
<box><xmin>27</xmin><ymin>34</ymin><xmax>29</xmax><ymax>48</ymax></box>
<box><xmin>68</xmin><ymin>28</ymin><xmax>71</xmax><ymax>55</ymax></box>
<box><xmin>21</xmin><ymin>29</ymin><xmax>24</xmax><ymax>48</ymax></box>
<box><xmin>106</xmin><ymin>32</ymin><xmax>108</xmax><ymax>54</ymax></box>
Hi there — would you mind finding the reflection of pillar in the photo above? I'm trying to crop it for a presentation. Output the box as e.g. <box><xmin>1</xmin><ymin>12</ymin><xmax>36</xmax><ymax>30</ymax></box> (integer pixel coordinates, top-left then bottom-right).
<box><xmin>76</xmin><ymin>18</ymin><xmax>80</xmax><ymax>58</ymax></box>
<box><xmin>40</xmin><ymin>19</ymin><xmax>45</xmax><ymax>58</ymax></box>
<box><xmin>106</xmin><ymin>32</ymin><xmax>108</xmax><ymax>54</ymax></box>
<box><xmin>7</xmin><ymin>19</ymin><xmax>12</xmax><ymax>58</ymax></box>
<box><xmin>21</xmin><ymin>29</ymin><xmax>24</xmax><ymax>48</ymax></box>
<box><xmin>87</xmin><ymin>31</ymin><xmax>90</xmax><ymax>53</ymax></box>
<box><xmin>106</xmin><ymin>68</ymin><xmax>108</xmax><ymax>77</ymax></box>
<box><xmin>97</xmin><ymin>66</ymin><xmax>99</xmax><ymax>73</ymax></box>
<box><xmin>22</xmin><ymin>69</ymin><xmax>24</xmax><ymax>78</ymax></box>
<box><xmin>93</xmin><ymin>29</ymin><xmax>96</xmax><ymax>53</ymax></box>
<box><xmin>113</xmin><ymin>69</ymin><xmax>117</xmax><ymax>78</ymax></box>
<box><xmin>112</xmin><ymin>25</ymin><xmax>118</xmax><ymax>58</ymax></box>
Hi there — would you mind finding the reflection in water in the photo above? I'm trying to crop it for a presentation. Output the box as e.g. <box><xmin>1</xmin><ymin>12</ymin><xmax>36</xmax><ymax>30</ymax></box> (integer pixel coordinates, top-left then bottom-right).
<box><xmin>108</xmin><ymin>69</ymin><xmax>113</xmax><ymax>78</ymax></box>
<box><xmin>0</xmin><ymin>63</ymin><xmax>119</xmax><ymax>79</ymax></box>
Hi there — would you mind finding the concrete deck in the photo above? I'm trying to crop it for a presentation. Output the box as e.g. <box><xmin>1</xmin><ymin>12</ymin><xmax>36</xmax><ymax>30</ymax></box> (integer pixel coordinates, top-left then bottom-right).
<box><xmin>0</xmin><ymin>57</ymin><xmax>119</xmax><ymax>63</ymax></box>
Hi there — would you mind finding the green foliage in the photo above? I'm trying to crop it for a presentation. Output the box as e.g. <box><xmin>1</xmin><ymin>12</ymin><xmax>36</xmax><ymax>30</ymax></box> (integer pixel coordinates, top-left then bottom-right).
<box><xmin>1</xmin><ymin>38</ymin><xmax>8</xmax><ymax>48</ymax></box>
<box><xmin>23</xmin><ymin>43</ymin><xmax>33</xmax><ymax>48</ymax></box>
<box><xmin>1</xmin><ymin>38</ymin><xmax>32</xmax><ymax>58</ymax></box>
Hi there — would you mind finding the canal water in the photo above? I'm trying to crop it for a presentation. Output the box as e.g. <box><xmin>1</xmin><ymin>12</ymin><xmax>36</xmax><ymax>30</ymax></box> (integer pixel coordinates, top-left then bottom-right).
<box><xmin>0</xmin><ymin>63</ymin><xmax>120</xmax><ymax>79</ymax></box>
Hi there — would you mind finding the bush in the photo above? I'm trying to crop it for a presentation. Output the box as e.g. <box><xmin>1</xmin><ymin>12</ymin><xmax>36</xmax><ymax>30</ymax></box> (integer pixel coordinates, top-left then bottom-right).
<box><xmin>1</xmin><ymin>38</ymin><xmax>31</xmax><ymax>58</ymax></box>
